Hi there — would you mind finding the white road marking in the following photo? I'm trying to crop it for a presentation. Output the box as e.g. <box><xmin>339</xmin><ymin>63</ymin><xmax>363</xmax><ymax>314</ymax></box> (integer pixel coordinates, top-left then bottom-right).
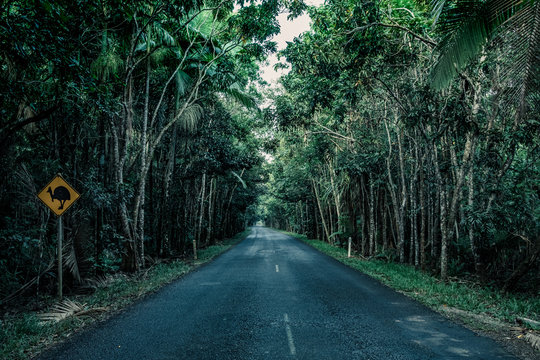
<box><xmin>275</xmin><ymin>265</ymin><xmax>279</xmax><ymax>272</ymax></box>
<box><xmin>284</xmin><ymin>313</ymin><xmax>296</xmax><ymax>356</ymax></box>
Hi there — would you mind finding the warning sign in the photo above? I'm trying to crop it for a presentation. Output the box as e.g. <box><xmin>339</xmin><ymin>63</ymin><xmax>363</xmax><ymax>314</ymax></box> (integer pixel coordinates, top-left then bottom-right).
<box><xmin>37</xmin><ymin>175</ymin><xmax>80</xmax><ymax>216</ymax></box>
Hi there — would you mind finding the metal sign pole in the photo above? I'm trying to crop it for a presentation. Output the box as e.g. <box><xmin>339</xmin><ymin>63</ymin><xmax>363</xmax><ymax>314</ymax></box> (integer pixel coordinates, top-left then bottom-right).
<box><xmin>37</xmin><ymin>173</ymin><xmax>80</xmax><ymax>300</ymax></box>
<box><xmin>58</xmin><ymin>215</ymin><xmax>63</xmax><ymax>300</ymax></box>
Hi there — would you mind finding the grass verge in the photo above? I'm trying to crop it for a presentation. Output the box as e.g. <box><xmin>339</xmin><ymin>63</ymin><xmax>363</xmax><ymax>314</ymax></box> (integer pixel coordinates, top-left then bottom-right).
<box><xmin>0</xmin><ymin>229</ymin><xmax>250</xmax><ymax>360</ymax></box>
<box><xmin>283</xmin><ymin>232</ymin><xmax>539</xmax><ymax>332</ymax></box>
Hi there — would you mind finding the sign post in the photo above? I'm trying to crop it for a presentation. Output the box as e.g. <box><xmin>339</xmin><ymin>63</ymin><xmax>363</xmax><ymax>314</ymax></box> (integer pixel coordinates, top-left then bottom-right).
<box><xmin>37</xmin><ymin>174</ymin><xmax>80</xmax><ymax>299</ymax></box>
<box><xmin>57</xmin><ymin>215</ymin><xmax>63</xmax><ymax>299</ymax></box>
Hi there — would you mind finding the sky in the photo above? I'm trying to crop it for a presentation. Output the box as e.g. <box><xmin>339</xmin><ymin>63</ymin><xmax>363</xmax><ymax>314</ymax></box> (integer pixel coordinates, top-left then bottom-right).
<box><xmin>259</xmin><ymin>0</ymin><xmax>324</xmax><ymax>86</ymax></box>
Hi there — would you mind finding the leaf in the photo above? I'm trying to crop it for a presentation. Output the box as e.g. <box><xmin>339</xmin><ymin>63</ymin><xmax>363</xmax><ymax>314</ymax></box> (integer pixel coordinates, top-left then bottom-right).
<box><xmin>431</xmin><ymin>1</ymin><xmax>491</xmax><ymax>89</ymax></box>
<box><xmin>178</xmin><ymin>104</ymin><xmax>203</xmax><ymax>132</ymax></box>
<box><xmin>496</xmin><ymin>1</ymin><xmax>540</xmax><ymax>118</ymax></box>
<box><xmin>63</xmin><ymin>241</ymin><xmax>81</xmax><ymax>283</ymax></box>
<box><xmin>38</xmin><ymin>299</ymin><xmax>108</xmax><ymax>323</ymax></box>
<box><xmin>524</xmin><ymin>332</ymin><xmax>540</xmax><ymax>351</ymax></box>
<box><xmin>38</xmin><ymin>299</ymin><xmax>84</xmax><ymax>322</ymax></box>
<box><xmin>176</xmin><ymin>70</ymin><xmax>191</xmax><ymax>97</ymax></box>
<box><xmin>430</xmin><ymin>0</ymin><xmax>529</xmax><ymax>89</ymax></box>
<box><xmin>231</xmin><ymin>171</ymin><xmax>247</xmax><ymax>189</ymax></box>
<box><xmin>221</xmin><ymin>86</ymin><xmax>258</xmax><ymax>110</ymax></box>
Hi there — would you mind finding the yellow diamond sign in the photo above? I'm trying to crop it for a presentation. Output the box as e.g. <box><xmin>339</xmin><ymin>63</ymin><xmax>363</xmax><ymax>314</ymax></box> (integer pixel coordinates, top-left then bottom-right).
<box><xmin>37</xmin><ymin>175</ymin><xmax>80</xmax><ymax>216</ymax></box>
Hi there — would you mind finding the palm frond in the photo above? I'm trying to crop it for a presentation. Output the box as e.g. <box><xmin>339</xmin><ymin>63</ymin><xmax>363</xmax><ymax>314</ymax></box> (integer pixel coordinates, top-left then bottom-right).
<box><xmin>151</xmin><ymin>22</ymin><xmax>176</xmax><ymax>47</ymax></box>
<box><xmin>525</xmin><ymin>332</ymin><xmax>540</xmax><ymax>351</ymax></box>
<box><xmin>221</xmin><ymin>84</ymin><xmax>258</xmax><ymax>109</ymax></box>
<box><xmin>90</xmin><ymin>50</ymin><xmax>123</xmax><ymax>81</ymax></box>
<box><xmin>178</xmin><ymin>103</ymin><xmax>203</xmax><ymax>132</ymax></box>
<box><xmin>430</xmin><ymin>0</ymin><xmax>527</xmax><ymax>89</ymax></box>
<box><xmin>63</xmin><ymin>241</ymin><xmax>81</xmax><ymax>284</ymax></box>
<box><xmin>187</xmin><ymin>10</ymin><xmax>217</xmax><ymax>40</ymax></box>
<box><xmin>38</xmin><ymin>299</ymin><xmax>108</xmax><ymax>323</ymax></box>
<box><xmin>84</xmin><ymin>274</ymin><xmax>128</xmax><ymax>289</ymax></box>
<box><xmin>38</xmin><ymin>299</ymin><xmax>84</xmax><ymax>322</ymax></box>
<box><xmin>497</xmin><ymin>1</ymin><xmax>540</xmax><ymax>118</ymax></box>
<box><xmin>431</xmin><ymin>1</ymin><xmax>491</xmax><ymax>89</ymax></box>
<box><xmin>431</xmin><ymin>0</ymin><xmax>448</xmax><ymax>25</ymax></box>
<box><xmin>231</xmin><ymin>170</ymin><xmax>247</xmax><ymax>189</ymax></box>
<box><xmin>176</xmin><ymin>70</ymin><xmax>192</xmax><ymax>97</ymax></box>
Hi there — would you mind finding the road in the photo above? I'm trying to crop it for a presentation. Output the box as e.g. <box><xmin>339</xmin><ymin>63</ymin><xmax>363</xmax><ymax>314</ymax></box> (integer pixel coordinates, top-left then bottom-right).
<box><xmin>37</xmin><ymin>227</ymin><xmax>515</xmax><ymax>359</ymax></box>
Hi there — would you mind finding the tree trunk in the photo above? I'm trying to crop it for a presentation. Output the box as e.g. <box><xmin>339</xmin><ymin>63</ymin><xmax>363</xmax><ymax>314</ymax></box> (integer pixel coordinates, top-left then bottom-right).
<box><xmin>328</xmin><ymin>159</ymin><xmax>342</xmax><ymax>244</ymax></box>
<box><xmin>467</xmin><ymin>163</ymin><xmax>481</xmax><ymax>275</ymax></box>
<box><xmin>313</xmin><ymin>179</ymin><xmax>331</xmax><ymax>243</ymax></box>
<box><xmin>433</xmin><ymin>144</ymin><xmax>448</xmax><ymax>280</ymax></box>
<box><xmin>419</xmin><ymin>154</ymin><xmax>426</xmax><ymax>269</ymax></box>
<box><xmin>369</xmin><ymin>178</ymin><xmax>375</xmax><ymax>256</ymax></box>
<box><xmin>384</xmin><ymin>117</ymin><xmax>406</xmax><ymax>263</ymax></box>
<box><xmin>396</xmin><ymin>129</ymin><xmax>407</xmax><ymax>263</ymax></box>
<box><xmin>205</xmin><ymin>177</ymin><xmax>216</xmax><ymax>246</ymax></box>
<box><xmin>161</xmin><ymin>124</ymin><xmax>176</xmax><ymax>257</ymax></box>
<box><xmin>196</xmin><ymin>172</ymin><xmax>207</xmax><ymax>252</ymax></box>
<box><xmin>382</xmin><ymin>204</ymin><xmax>388</xmax><ymax>251</ymax></box>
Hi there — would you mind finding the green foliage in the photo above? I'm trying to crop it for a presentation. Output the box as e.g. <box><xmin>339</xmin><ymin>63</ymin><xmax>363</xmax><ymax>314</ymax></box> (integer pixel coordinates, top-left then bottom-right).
<box><xmin>262</xmin><ymin>0</ymin><xmax>539</xmax><ymax>288</ymax></box>
<box><xmin>0</xmin><ymin>0</ymin><xmax>290</xmax><ymax>295</ymax></box>
<box><xmin>431</xmin><ymin>0</ymin><xmax>540</xmax><ymax>119</ymax></box>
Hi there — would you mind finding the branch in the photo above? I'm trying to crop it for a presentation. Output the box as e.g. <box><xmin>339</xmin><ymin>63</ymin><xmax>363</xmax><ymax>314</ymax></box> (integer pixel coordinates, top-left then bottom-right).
<box><xmin>348</xmin><ymin>22</ymin><xmax>436</xmax><ymax>47</ymax></box>
<box><xmin>373</xmin><ymin>76</ymin><xmax>408</xmax><ymax>113</ymax></box>
<box><xmin>0</xmin><ymin>105</ymin><xmax>59</xmax><ymax>148</ymax></box>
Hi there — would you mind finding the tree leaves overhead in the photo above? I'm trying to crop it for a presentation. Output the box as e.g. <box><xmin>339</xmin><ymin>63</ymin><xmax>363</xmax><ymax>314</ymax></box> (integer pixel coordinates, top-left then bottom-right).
<box><xmin>430</xmin><ymin>0</ymin><xmax>539</xmax><ymax>99</ymax></box>
<box><xmin>431</xmin><ymin>0</ymin><xmax>492</xmax><ymax>89</ymax></box>
<box><xmin>497</xmin><ymin>1</ymin><xmax>540</xmax><ymax>118</ymax></box>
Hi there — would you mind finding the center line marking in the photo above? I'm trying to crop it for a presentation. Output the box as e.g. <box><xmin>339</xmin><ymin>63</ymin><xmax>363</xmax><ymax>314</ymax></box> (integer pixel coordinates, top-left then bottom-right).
<box><xmin>284</xmin><ymin>313</ymin><xmax>296</xmax><ymax>356</ymax></box>
<box><xmin>275</xmin><ymin>265</ymin><xmax>279</xmax><ymax>272</ymax></box>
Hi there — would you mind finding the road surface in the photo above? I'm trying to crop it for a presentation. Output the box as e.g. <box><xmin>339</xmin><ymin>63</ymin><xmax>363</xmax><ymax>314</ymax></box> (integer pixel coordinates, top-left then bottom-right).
<box><xmin>37</xmin><ymin>226</ymin><xmax>515</xmax><ymax>359</ymax></box>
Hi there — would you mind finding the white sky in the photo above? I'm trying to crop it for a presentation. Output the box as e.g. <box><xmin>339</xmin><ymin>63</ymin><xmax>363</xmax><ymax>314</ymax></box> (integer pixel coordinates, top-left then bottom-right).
<box><xmin>259</xmin><ymin>0</ymin><xmax>324</xmax><ymax>86</ymax></box>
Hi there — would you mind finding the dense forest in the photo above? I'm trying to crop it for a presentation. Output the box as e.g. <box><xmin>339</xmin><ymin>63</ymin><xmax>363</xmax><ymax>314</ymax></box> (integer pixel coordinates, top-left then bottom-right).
<box><xmin>0</xmin><ymin>0</ymin><xmax>538</xmax><ymax>307</ymax></box>
<box><xmin>260</xmin><ymin>0</ymin><xmax>540</xmax><ymax>289</ymax></box>
<box><xmin>0</xmin><ymin>0</ymin><xmax>286</xmax><ymax>301</ymax></box>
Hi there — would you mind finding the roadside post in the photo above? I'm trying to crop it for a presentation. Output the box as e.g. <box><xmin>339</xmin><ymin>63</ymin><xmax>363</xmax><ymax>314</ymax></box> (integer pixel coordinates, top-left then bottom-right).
<box><xmin>37</xmin><ymin>174</ymin><xmax>80</xmax><ymax>299</ymax></box>
<box><xmin>348</xmin><ymin>237</ymin><xmax>352</xmax><ymax>258</ymax></box>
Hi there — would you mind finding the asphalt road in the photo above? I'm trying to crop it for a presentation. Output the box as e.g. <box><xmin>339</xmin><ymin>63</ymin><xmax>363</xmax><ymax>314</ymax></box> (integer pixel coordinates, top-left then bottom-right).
<box><xmin>37</xmin><ymin>226</ymin><xmax>516</xmax><ymax>359</ymax></box>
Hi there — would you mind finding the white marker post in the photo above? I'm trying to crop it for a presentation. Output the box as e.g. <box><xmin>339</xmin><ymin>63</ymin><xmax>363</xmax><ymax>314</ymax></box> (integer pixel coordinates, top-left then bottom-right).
<box><xmin>348</xmin><ymin>237</ymin><xmax>352</xmax><ymax>258</ymax></box>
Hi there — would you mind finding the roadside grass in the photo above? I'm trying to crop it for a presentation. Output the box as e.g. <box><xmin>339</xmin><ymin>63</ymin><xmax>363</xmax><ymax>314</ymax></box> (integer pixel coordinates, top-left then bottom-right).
<box><xmin>0</xmin><ymin>229</ymin><xmax>250</xmax><ymax>360</ymax></box>
<box><xmin>284</xmin><ymin>232</ymin><xmax>540</xmax><ymax>331</ymax></box>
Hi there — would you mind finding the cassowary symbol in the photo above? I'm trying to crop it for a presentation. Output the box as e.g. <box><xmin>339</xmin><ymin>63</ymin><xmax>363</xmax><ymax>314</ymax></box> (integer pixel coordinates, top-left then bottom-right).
<box><xmin>47</xmin><ymin>186</ymin><xmax>71</xmax><ymax>210</ymax></box>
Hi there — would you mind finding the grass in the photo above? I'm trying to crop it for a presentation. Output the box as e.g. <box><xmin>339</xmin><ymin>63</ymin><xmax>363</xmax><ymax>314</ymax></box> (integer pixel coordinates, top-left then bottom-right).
<box><xmin>283</xmin><ymin>231</ymin><xmax>540</xmax><ymax>331</ymax></box>
<box><xmin>0</xmin><ymin>229</ymin><xmax>250</xmax><ymax>360</ymax></box>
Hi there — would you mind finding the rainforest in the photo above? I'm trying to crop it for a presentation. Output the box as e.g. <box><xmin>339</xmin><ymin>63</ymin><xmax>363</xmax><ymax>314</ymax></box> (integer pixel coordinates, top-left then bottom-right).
<box><xmin>1</xmin><ymin>0</ymin><xmax>539</xmax><ymax>358</ymax></box>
